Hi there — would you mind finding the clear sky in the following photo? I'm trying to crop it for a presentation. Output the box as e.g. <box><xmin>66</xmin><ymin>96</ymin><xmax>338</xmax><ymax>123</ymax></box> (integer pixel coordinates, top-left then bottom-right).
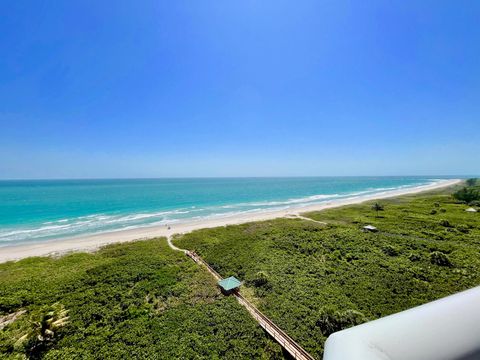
<box><xmin>1</xmin><ymin>1</ymin><xmax>479</xmax><ymax>179</ymax></box>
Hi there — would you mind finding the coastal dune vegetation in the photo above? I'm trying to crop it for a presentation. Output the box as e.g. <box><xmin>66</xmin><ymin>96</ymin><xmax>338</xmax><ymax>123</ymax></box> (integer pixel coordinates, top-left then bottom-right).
<box><xmin>0</xmin><ymin>180</ymin><xmax>479</xmax><ymax>359</ymax></box>
<box><xmin>175</xmin><ymin>180</ymin><xmax>480</xmax><ymax>358</ymax></box>
<box><xmin>453</xmin><ymin>178</ymin><xmax>480</xmax><ymax>204</ymax></box>
<box><xmin>0</xmin><ymin>240</ymin><xmax>282</xmax><ymax>359</ymax></box>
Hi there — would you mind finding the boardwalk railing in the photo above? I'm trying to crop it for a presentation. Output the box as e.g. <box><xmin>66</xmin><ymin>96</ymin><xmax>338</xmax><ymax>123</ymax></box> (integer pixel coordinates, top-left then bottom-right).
<box><xmin>235</xmin><ymin>293</ymin><xmax>315</xmax><ymax>360</ymax></box>
<box><xmin>186</xmin><ymin>251</ymin><xmax>316</xmax><ymax>360</ymax></box>
<box><xmin>186</xmin><ymin>251</ymin><xmax>222</xmax><ymax>280</ymax></box>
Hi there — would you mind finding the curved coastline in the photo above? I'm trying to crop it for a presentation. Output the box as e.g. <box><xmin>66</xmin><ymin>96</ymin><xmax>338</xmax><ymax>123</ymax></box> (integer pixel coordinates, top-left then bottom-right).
<box><xmin>0</xmin><ymin>179</ymin><xmax>461</xmax><ymax>263</ymax></box>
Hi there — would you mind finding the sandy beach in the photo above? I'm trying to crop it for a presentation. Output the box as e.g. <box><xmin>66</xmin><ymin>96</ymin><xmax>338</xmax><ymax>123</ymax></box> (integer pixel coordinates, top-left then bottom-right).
<box><xmin>0</xmin><ymin>179</ymin><xmax>461</xmax><ymax>263</ymax></box>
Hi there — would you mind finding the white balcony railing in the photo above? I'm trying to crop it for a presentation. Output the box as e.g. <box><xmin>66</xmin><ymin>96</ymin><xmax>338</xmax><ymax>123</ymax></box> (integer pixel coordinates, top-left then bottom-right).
<box><xmin>324</xmin><ymin>286</ymin><xmax>480</xmax><ymax>360</ymax></box>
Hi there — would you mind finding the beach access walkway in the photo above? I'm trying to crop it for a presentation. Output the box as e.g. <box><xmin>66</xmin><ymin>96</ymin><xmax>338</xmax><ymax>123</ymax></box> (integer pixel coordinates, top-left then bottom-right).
<box><xmin>289</xmin><ymin>214</ymin><xmax>328</xmax><ymax>225</ymax></box>
<box><xmin>166</xmin><ymin>235</ymin><xmax>316</xmax><ymax>360</ymax></box>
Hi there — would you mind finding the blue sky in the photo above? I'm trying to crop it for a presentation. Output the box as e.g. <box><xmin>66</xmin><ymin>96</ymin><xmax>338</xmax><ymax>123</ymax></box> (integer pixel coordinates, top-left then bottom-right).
<box><xmin>1</xmin><ymin>1</ymin><xmax>479</xmax><ymax>178</ymax></box>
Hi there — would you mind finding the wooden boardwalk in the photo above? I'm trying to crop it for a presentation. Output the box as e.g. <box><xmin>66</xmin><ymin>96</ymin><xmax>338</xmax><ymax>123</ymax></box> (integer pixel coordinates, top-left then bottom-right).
<box><xmin>186</xmin><ymin>250</ymin><xmax>316</xmax><ymax>360</ymax></box>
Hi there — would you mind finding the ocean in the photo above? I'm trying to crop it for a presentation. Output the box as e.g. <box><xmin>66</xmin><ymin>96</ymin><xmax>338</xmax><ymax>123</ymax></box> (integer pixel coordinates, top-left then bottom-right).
<box><xmin>0</xmin><ymin>177</ymin><xmax>450</xmax><ymax>247</ymax></box>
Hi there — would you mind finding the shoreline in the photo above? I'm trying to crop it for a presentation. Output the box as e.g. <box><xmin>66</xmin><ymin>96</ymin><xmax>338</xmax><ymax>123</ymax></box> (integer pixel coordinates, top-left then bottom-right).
<box><xmin>0</xmin><ymin>179</ymin><xmax>461</xmax><ymax>263</ymax></box>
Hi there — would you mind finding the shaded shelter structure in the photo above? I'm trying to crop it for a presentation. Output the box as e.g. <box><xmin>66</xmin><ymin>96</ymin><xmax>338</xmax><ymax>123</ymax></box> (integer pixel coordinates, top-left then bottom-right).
<box><xmin>363</xmin><ymin>225</ymin><xmax>378</xmax><ymax>232</ymax></box>
<box><xmin>218</xmin><ymin>276</ymin><xmax>241</xmax><ymax>295</ymax></box>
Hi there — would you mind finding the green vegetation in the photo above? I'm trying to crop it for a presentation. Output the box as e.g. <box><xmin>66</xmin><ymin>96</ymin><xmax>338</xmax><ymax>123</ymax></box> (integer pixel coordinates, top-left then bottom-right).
<box><xmin>316</xmin><ymin>306</ymin><xmax>368</xmax><ymax>337</ymax></box>
<box><xmin>175</xmin><ymin>186</ymin><xmax>480</xmax><ymax>358</ymax></box>
<box><xmin>0</xmin><ymin>239</ymin><xmax>282</xmax><ymax>359</ymax></box>
<box><xmin>15</xmin><ymin>303</ymin><xmax>69</xmax><ymax>359</ymax></box>
<box><xmin>465</xmin><ymin>178</ymin><xmax>479</xmax><ymax>187</ymax></box>
<box><xmin>371</xmin><ymin>202</ymin><xmax>384</xmax><ymax>218</ymax></box>
<box><xmin>453</xmin><ymin>178</ymin><xmax>480</xmax><ymax>204</ymax></box>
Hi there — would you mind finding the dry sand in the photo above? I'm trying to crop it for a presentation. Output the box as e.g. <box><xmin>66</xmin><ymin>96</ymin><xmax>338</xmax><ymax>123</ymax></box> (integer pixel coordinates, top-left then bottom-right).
<box><xmin>0</xmin><ymin>179</ymin><xmax>461</xmax><ymax>263</ymax></box>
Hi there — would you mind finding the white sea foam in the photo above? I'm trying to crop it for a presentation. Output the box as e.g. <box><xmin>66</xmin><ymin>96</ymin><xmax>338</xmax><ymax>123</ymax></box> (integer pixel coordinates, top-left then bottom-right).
<box><xmin>216</xmin><ymin>193</ymin><xmax>342</xmax><ymax>209</ymax></box>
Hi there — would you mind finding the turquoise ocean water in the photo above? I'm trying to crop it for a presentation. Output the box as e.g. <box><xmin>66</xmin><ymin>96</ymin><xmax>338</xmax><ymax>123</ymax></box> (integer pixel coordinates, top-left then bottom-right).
<box><xmin>0</xmin><ymin>177</ymin><xmax>449</xmax><ymax>247</ymax></box>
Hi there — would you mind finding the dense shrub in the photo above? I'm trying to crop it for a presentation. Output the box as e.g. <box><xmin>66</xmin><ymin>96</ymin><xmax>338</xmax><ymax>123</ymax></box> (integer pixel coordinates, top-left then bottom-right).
<box><xmin>408</xmin><ymin>253</ymin><xmax>422</xmax><ymax>262</ymax></box>
<box><xmin>453</xmin><ymin>187</ymin><xmax>480</xmax><ymax>204</ymax></box>
<box><xmin>439</xmin><ymin>219</ymin><xmax>452</xmax><ymax>227</ymax></box>
<box><xmin>430</xmin><ymin>251</ymin><xmax>452</xmax><ymax>267</ymax></box>
<box><xmin>410</xmin><ymin>266</ymin><xmax>429</xmax><ymax>282</ymax></box>
<box><xmin>178</xmin><ymin>189</ymin><xmax>480</xmax><ymax>357</ymax></box>
<box><xmin>0</xmin><ymin>239</ymin><xmax>279</xmax><ymax>359</ymax></box>
<box><xmin>251</xmin><ymin>271</ymin><xmax>270</xmax><ymax>288</ymax></box>
<box><xmin>383</xmin><ymin>245</ymin><xmax>400</xmax><ymax>256</ymax></box>
<box><xmin>316</xmin><ymin>306</ymin><xmax>368</xmax><ymax>337</ymax></box>
<box><xmin>466</xmin><ymin>178</ymin><xmax>479</xmax><ymax>187</ymax></box>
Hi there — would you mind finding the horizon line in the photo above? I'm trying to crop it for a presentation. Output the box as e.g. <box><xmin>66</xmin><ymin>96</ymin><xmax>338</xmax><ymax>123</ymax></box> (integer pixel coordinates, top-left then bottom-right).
<box><xmin>0</xmin><ymin>175</ymin><xmax>472</xmax><ymax>182</ymax></box>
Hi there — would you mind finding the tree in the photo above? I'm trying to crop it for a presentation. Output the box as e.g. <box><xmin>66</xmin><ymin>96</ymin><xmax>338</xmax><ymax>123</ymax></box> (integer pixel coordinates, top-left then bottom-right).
<box><xmin>371</xmin><ymin>202</ymin><xmax>384</xmax><ymax>218</ymax></box>
<box><xmin>466</xmin><ymin>178</ymin><xmax>478</xmax><ymax>187</ymax></box>
<box><xmin>453</xmin><ymin>187</ymin><xmax>480</xmax><ymax>204</ymax></box>
<box><xmin>15</xmin><ymin>303</ymin><xmax>69</xmax><ymax>359</ymax></box>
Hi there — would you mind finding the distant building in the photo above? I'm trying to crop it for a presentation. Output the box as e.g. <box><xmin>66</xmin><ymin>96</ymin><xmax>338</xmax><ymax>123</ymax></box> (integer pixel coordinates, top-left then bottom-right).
<box><xmin>363</xmin><ymin>225</ymin><xmax>378</xmax><ymax>232</ymax></box>
<box><xmin>218</xmin><ymin>276</ymin><xmax>241</xmax><ymax>295</ymax></box>
<box><xmin>465</xmin><ymin>207</ymin><xmax>477</xmax><ymax>213</ymax></box>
